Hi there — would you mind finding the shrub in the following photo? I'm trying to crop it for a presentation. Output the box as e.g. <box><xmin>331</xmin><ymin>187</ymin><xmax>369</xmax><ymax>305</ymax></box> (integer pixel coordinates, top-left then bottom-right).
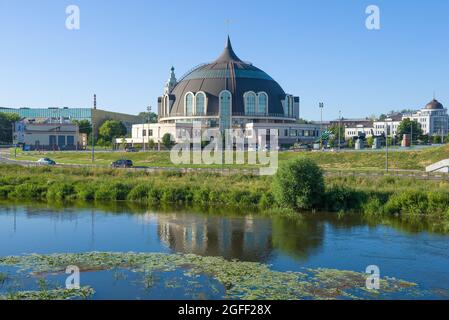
<box><xmin>46</xmin><ymin>182</ymin><xmax>75</xmax><ymax>200</ymax></box>
<box><xmin>324</xmin><ymin>185</ymin><xmax>366</xmax><ymax>212</ymax></box>
<box><xmin>272</xmin><ymin>157</ymin><xmax>324</xmax><ymax>210</ymax></box>
<box><xmin>127</xmin><ymin>183</ymin><xmax>152</xmax><ymax>201</ymax></box>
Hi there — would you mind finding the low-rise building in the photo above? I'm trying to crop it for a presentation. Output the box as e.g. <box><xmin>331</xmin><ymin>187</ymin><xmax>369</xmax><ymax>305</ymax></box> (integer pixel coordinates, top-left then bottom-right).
<box><xmin>0</xmin><ymin>106</ymin><xmax>142</xmax><ymax>135</ymax></box>
<box><xmin>13</xmin><ymin>120</ymin><xmax>86</xmax><ymax>151</ymax></box>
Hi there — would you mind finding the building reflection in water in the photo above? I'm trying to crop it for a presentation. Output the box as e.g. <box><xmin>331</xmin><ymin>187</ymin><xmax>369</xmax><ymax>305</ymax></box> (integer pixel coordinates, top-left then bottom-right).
<box><xmin>155</xmin><ymin>213</ymin><xmax>274</xmax><ymax>262</ymax></box>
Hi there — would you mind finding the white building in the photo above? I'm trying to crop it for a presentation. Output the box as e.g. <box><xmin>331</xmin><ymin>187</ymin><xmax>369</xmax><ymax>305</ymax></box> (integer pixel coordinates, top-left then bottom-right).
<box><xmin>13</xmin><ymin>120</ymin><xmax>84</xmax><ymax>150</ymax></box>
<box><xmin>345</xmin><ymin>99</ymin><xmax>448</xmax><ymax>140</ymax></box>
<box><xmin>403</xmin><ymin>99</ymin><xmax>448</xmax><ymax>136</ymax></box>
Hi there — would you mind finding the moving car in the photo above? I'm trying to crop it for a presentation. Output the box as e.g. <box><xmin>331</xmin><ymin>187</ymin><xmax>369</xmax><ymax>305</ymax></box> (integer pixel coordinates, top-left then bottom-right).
<box><xmin>37</xmin><ymin>158</ymin><xmax>56</xmax><ymax>165</ymax></box>
<box><xmin>111</xmin><ymin>159</ymin><xmax>133</xmax><ymax>168</ymax></box>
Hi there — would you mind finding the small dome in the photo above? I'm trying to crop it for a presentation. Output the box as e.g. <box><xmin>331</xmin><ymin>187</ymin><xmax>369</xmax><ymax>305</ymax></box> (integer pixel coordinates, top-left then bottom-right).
<box><xmin>425</xmin><ymin>99</ymin><xmax>444</xmax><ymax>110</ymax></box>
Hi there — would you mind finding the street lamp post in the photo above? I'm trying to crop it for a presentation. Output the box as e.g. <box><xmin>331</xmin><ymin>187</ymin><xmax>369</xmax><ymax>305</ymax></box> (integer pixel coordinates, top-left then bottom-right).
<box><xmin>385</xmin><ymin>121</ymin><xmax>389</xmax><ymax>172</ymax></box>
<box><xmin>319</xmin><ymin>103</ymin><xmax>324</xmax><ymax>149</ymax></box>
<box><xmin>147</xmin><ymin>105</ymin><xmax>152</xmax><ymax>151</ymax></box>
<box><xmin>338</xmin><ymin>110</ymin><xmax>341</xmax><ymax>152</ymax></box>
<box><xmin>91</xmin><ymin>94</ymin><xmax>96</xmax><ymax>163</ymax></box>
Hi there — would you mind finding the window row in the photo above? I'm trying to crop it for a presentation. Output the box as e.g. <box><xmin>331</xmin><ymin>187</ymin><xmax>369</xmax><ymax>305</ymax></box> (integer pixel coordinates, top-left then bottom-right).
<box><xmin>243</xmin><ymin>92</ymin><xmax>268</xmax><ymax>115</ymax></box>
<box><xmin>184</xmin><ymin>92</ymin><xmax>207</xmax><ymax>116</ymax></box>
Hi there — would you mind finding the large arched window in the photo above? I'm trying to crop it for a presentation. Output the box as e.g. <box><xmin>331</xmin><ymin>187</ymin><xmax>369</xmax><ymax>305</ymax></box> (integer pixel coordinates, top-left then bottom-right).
<box><xmin>185</xmin><ymin>92</ymin><xmax>194</xmax><ymax>116</ymax></box>
<box><xmin>284</xmin><ymin>95</ymin><xmax>292</xmax><ymax>117</ymax></box>
<box><xmin>164</xmin><ymin>95</ymin><xmax>169</xmax><ymax>116</ymax></box>
<box><xmin>257</xmin><ymin>92</ymin><xmax>268</xmax><ymax>115</ymax></box>
<box><xmin>195</xmin><ymin>92</ymin><xmax>206</xmax><ymax>115</ymax></box>
<box><xmin>244</xmin><ymin>92</ymin><xmax>256</xmax><ymax>115</ymax></box>
<box><xmin>219</xmin><ymin>90</ymin><xmax>232</xmax><ymax>131</ymax></box>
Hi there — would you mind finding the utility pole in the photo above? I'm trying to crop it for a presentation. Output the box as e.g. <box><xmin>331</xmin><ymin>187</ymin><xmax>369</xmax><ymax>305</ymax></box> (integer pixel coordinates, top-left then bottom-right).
<box><xmin>338</xmin><ymin>110</ymin><xmax>341</xmax><ymax>151</ymax></box>
<box><xmin>92</xmin><ymin>94</ymin><xmax>96</xmax><ymax>163</ymax></box>
<box><xmin>385</xmin><ymin>121</ymin><xmax>389</xmax><ymax>172</ymax></box>
<box><xmin>147</xmin><ymin>105</ymin><xmax>152</xmax><ymax>151</ymax></box>
<box><xmin>319</xmin><ymin>102</ymin><xmax>324</xmax><ymax>149</ymax></box>
<box><xmin>410</xmin><ymin>120</ymin><xmax>413</xmax><ymax>148</ymax></box>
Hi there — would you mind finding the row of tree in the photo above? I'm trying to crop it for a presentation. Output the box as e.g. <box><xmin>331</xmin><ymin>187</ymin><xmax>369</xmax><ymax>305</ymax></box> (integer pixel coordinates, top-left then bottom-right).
<box><xmin>0</xmin><ymin>113</ymin><xmax>21</xmax><ymax>144</ymax></box>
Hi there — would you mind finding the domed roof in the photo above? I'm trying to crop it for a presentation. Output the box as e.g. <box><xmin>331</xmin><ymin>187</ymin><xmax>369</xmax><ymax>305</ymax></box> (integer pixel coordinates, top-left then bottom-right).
<box><xmin>425</xmin><ymin>99</ymin><xmax>444</xmax><ymax>110</ymax></box>
<box><xmin>167</xmin><ymin>37</ymin><xmax>287</xmax><ymax>116</ymax></box>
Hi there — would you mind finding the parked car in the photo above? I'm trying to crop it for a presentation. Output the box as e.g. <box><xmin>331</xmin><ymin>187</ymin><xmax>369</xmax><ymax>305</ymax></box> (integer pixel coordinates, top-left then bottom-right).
<box><xmin>111</xmin><ymin>159</ymin><xmax>133</xmax><ymax>168</ymax></box>
<box><xmin>125</xmin><ymin>147</ymin><xmax>138</xmax><ymax>153</ymax></box>
<box><xmin>37</xmin><ymin>158</ymin><xmax>56</xmax><ymax>165</ymax></box>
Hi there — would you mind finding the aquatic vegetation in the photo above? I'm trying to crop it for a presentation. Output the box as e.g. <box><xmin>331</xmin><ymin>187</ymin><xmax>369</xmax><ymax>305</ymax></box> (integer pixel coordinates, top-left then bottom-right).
<box><xmin>0</xmin><ymin>252</ymin><xmax>420</xmax><ymax>300</ymax></box>
<box><xmin>0</xmin><ymin>287</ymin><xmax>95</xmax><ymax>300</ymax></box>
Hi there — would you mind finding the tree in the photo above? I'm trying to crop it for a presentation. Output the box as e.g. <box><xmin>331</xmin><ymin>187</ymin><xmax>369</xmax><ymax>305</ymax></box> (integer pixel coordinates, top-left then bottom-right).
<box><xmin>148</xmin><ymin>139</ymin><xmax>155</xmax><ymax>150</ymax></box>
<box><xmin>366</xmin><ymin>136</ymin><xmax>374</xmax><ymax>148</ymax></box>
<box><xmin>397</xmin><ymin>118</ymin><xmax>423</xmax><ymax>142</ymax></box>
<box><xmin>272</xmin><ymin>157</ymin><xmax>325</xmax><ymax>210</ymax></box>
<box><xmin>98</xmin><ymin>120</ymin><xmax>127</xmax><ymax>144</ymax></box>
<box><xmin>162</xmin><ymin>133</ymin><xmax>173</xmax><ymax>149</ymax></box>
<box><xmin>0</xmin><ymin>112</ymin><xmax>21</xmax><ymax>144</ymax></box>
<box><xmin>329</xmin><ymin>124</ymin><xmax>344</xmax><ymax>144</ymax></box>
<box><xmin>72</xmin><ymin>119</ymin><xmax>92</xmax><ymax>135</ymax></box>
<box><xmin>138</xmin><ymin>112</ymin><xmax>158</xmax><ymax>124</ymax></box>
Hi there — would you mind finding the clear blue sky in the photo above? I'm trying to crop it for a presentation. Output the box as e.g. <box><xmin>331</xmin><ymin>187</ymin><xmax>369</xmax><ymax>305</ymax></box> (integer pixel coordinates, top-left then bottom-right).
<box><xmin>1</xmin><ymin>0</ymin><xmax>448</xmax><ymax>121</ymax></box>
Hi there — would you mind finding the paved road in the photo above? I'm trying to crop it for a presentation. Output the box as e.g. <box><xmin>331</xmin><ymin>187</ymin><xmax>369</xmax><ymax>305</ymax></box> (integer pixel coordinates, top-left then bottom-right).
<box><xmin>1</xmin><ymin>147</ymin><xmax>448</xmax><ymax>180</ymax></box>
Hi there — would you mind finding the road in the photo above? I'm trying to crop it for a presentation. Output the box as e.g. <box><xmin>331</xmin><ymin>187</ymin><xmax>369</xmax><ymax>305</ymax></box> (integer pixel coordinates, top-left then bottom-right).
<box><xmin>1</xmin><ymin>147</ymin><xmax>448</xmax><ymax>180</ymax></box>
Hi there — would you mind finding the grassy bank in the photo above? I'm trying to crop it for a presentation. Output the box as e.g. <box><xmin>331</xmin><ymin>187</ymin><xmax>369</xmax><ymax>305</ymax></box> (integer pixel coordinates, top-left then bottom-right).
<box><xmin>0</xmin><ymin>164</ymin><xmax>448</xmax><ymax>220</ymax></box>
<box><xmin>8</xmin><ymin>143</ymin><xmax>449</xmax><ymax>170</ymax></box>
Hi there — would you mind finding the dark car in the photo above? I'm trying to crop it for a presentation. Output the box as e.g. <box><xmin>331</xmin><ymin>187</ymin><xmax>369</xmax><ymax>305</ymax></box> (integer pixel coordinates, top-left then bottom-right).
<box><xmin>125</xmin><ymin>147</ymin><xmax>138</xmax><ymax>153</ymax></box>
<box><xmin>111</xmin><ymin>159</ymin><xmax>133</xmax><ymax>168</ymax></box>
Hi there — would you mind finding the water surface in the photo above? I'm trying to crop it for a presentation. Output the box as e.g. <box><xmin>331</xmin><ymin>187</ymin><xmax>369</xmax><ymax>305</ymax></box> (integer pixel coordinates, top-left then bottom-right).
<box><xmin>1</xmin><ymin>201</ymin><xmax>448</xmax><ymax>299</ymax></box>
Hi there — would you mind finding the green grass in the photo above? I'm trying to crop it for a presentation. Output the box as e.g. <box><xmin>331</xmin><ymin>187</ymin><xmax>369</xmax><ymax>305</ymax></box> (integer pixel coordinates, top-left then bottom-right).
<box><xmin>9</xmin><ymin>144</ymin><xmax>449</xmax><ymax>170</ymax></box>
<box><xmin>0</xmin><ymin>164</ymin><xmax>448</xmax><ymax>220</ymax></box>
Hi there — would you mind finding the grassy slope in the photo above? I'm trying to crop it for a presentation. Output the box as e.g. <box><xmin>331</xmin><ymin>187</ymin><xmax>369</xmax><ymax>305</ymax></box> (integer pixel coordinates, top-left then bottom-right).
<box><xmin>8</xmin><ymin>144</ymin><xmax>449</xmax><ymax>170</ymax></box>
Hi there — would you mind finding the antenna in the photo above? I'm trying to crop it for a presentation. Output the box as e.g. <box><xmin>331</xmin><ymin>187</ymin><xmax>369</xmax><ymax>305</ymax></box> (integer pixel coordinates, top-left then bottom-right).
<box><xmin>225</xmin><ymin>19</ymin><xmax>231</xmax><ymax>36</ymax></box>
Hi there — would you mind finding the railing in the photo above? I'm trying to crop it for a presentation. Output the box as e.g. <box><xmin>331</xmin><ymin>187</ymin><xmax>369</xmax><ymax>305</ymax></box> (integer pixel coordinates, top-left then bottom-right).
<box><xmin>324</xmin><ymin>169</ymin><xmax>449</xmax><ymax>181</ymax></box>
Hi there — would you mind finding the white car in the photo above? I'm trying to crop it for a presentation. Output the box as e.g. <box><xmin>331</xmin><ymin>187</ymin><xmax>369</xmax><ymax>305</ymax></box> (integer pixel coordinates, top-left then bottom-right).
<box><xmin>37</xmin><ymin>158</ymin><xmax>56</xmax><ymax>165</ymax></box>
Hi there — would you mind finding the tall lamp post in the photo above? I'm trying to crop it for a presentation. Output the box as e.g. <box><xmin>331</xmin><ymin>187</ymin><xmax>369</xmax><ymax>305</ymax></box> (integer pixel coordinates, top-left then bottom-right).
<box><xmin>319</xmin><ymin>102</ymin><xmax>324</xmax><ymax>149</ymax></box>
<box><xmin>338</xmin><ymin>110</ymin><xmax>342</xmax><ymax>152</ymax></box>
<box><xmin>91</xmin><ymin>94</ymin><xmax>96</xmax><ymax>163</ymax></box>
<box><xmin>147</xmin><ymin>105</ymin><xmax>152</xmax><ymax>151</ymax></box>
<box><xmin>385</xmin><ymin>121</ymin><xmax>389</xmax><ymax>172</ymax></box>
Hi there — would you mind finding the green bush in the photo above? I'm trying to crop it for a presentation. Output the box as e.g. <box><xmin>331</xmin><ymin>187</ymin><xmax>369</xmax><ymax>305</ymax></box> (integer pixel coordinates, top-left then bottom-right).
<box><xmin>272</xmin><ymin>157</ymin><xmax>324</xmax><ymax>210</ymax></box>
<box><xmin>323</xmin><ymin>186</ymin><xmax>366</xmax><ymax>212</ymax></box>
<box><xmin>127</xmin><ymin>183</ymin><xmax>153</xmax><ymax>201</ymax></box>
<box><xmin>47</xmin><ymin>183</ymin><xmax>75</xmax><ymax>200</ymax></box>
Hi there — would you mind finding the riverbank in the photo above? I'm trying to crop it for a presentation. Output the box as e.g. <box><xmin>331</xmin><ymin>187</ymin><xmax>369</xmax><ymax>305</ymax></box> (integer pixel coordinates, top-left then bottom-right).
<box><xmin>0</xmin><ymin>164</ymin><xmax>448</xmax><ymax>221</ymax></box>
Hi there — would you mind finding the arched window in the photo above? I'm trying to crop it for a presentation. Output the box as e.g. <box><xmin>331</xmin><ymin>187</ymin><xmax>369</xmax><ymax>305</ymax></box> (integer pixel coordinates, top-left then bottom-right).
<box><xmin>284</xmin><ymin>95</ymin><xmax>292</xmax><ymax>117</ymax></box>
<box><xmin>195</xmin><ymin>92</ymin><xmax>206</xmax><ymax>116</ymax></box>
<box><xmin>164</xmin><ymin>95</ymin><xmax>169</xmax><ymax>116</ymax></box>
<box><xmin>244</xmin><ymin>92</ymin><xmax>256</xmax><ymax>115</ymax></box>
<box><xmin>219</xmin><ymin>90</ymin><xmax>232</xmax><ymax>131</ymax></box>
<box><xmin>185</xmin><ymin>92</ymin><xmax>194</xmax><ymax>116</ymax></box>
<box><xmin>257</xmin><ymin>92</ymin><xmax>268</xmax><ymax>115</ymax></box>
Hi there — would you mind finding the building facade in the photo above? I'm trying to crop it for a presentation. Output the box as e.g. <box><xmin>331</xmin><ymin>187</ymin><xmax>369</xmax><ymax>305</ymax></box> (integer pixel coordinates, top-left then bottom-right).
<box><xmin>119</xmin><ymin>37</ymin><xmax>321</xmax><ymax>147</ymax></box>
<box><xmin>0</xmin><ymin>107</ymin><xmax>142</xmax><ymax>135</ymax></box>
<box><xmin>13</xmin><ymin>120</ymin><xmax>86</xmax><ymax>151</ymax></box>
<box><xmin>345</xmin><ymin>99</ymin><xmax>448</xmax><ymax>140</ymax></box>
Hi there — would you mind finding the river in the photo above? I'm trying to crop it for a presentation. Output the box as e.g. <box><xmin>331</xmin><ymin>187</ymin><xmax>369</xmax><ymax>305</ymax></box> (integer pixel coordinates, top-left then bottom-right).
<box><xmin>0</xmin><ymin>201</ymin><xmax>448</xmax><ymax>299</ymax></box>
